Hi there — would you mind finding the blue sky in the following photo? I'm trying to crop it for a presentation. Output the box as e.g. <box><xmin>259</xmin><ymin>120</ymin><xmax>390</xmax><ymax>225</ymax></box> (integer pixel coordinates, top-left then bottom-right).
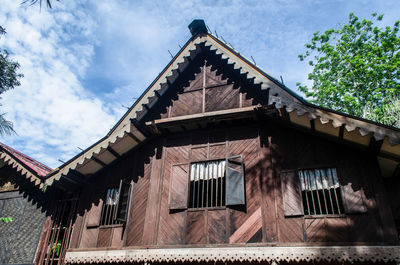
<box><xmin>0</xmin><ymin>0</ymin><xmax>399</xmax><ymax>168</ymax></box>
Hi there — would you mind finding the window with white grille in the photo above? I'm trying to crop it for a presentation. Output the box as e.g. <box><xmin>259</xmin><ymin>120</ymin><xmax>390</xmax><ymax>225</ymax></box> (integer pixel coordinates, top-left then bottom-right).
<box><xmin>298</xmin><ymin>168</ymin><xmax>344</xmax><ymax>215</ymax></box>
<box><xmin>100</xmin><ymin>188</ymin><xmax>122</xmax><ymax>226</ymax></box>
<box><xmin>189</xmin><ymin>160</ymin><xmax>226</xmax><ymax>209</ymax></box>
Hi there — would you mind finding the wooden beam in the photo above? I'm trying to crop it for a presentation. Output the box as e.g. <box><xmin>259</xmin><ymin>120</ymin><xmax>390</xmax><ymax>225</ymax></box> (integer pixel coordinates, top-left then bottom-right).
<box><xmin>145</xmin><ymin>106</ymin><xmax>257</xmax><ymax>127</ymax></box>
<box><xmin>91</xmin><ymin>156</ymin><xmax>107</xmax><ymax>167</ymax></box>
<box><xmin>131</xmin><ymin>118</ymin><xmax>151</xmax><ymax>137</ymax></box>
<box><xmin>277</xmin><ymin>108</ymin><xmax>290</xmax><ymax>121</ymax></box>
<box><xmin>339</xmin><ymin>124</ymin><xmax>345</xmax><ymax>139</ymax></box>
<box><xmin>126</xmin><ymin>132</ymin><xmax>142</xmax><ymax>143</ymax></box>
<box><xmin>378</xmin><ymin>151</ymin><xmax>400</xmax><ymax>163</ymax></box>
<box><xmin>142</xmin><ymin>104</ymin><xmax>150</xmax><ymax>110</ymax></box>
<box><xmin>310</xmin><ymin>119</ymin><xmax>315</xmax><ymax>131</ymax></box>
<box><xmin>62</xmin><ymin>175</ymin><xmax>80</xmax><ymax>185</ymax></box>
<box><xmin>369</xmin><ymin>138</ymin><xmax>384</xmax><ymax>155</ymax></box>
<box><xmin>107</xmin><ymin>146</ymin><xmax>121</xmax><ymax>159</ymax></box>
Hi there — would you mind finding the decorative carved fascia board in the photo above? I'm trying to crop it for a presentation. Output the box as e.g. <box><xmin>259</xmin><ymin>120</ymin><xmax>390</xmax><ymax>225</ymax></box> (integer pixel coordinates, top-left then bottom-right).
<box><xmin>0</xmin><ymin>151</ymin><xmax>43</xmax><ymax>187</ymax></box>
<box><xmin>65</xmin><ymin>246</ymin><xmax>400</xmax><ymax>264</ymax></box>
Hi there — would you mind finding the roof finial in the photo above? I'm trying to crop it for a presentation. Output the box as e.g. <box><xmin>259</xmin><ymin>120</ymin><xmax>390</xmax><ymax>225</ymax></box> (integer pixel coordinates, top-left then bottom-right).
<box><xmin>188</xmin><ymin>19</ymin><xmax>208</xmax><ymax>36</ymax></box>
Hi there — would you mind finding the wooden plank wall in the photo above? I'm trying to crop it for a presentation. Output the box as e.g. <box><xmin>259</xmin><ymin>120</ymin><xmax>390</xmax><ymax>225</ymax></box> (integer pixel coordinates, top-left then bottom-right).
<box><xmin>71</xmin><ymin>122</ymin><xmax>397</xmax><ymax>250</ymax></box>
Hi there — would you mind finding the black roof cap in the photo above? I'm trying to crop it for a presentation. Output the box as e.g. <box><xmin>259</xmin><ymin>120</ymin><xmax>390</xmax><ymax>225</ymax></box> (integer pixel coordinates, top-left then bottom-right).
<box><xmin>188</xmin><ymin>19</ymin><xmax>208</xmax><ymax>36</ymax></box>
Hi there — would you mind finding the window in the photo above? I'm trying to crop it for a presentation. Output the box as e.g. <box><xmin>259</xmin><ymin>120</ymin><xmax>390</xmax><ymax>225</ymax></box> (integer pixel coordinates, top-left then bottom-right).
<box><xmin>298</xmin><ymin>168</ymin><xmax>344</xmax><ymax>215</ymax></box>
<box><xmin>100</xmin><ymin>188</ymin><xmax>121</xmax><ymax>226</ymax></box>
<box><xmin>189</xmin><ymin>160</ymin><xmax>226</xmax><ymax>208</ymax></box>
<box><xmin>169</xmin><ymin>155</ymin><xmax>245</xmax><ymax>210</ymax></box>
<box><xmin>99</xmin><ymin>180</ymin><xmax>131</xmax><ymax>226</ymax></box>
<box><xmin>281</xmin><ymin>167</ymin><xmax>367</xmax><ymax>217</ymax></box>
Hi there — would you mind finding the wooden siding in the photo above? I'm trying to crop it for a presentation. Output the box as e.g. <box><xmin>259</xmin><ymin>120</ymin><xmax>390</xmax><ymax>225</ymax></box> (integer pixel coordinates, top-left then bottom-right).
<box><xmin>68</xmin><ymin>121</ymin><xmax>398</xmax><ymax>251</ymax></box>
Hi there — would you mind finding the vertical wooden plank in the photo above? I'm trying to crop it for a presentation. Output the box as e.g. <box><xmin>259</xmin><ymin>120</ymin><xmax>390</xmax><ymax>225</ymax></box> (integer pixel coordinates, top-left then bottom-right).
<box><xmin>281</xmin><ymin>170</ymin><xmax>304</xmax><ymax>216</ymax></box>
<box><xmin>228</xmin><ymin>128</ymin><xmax>263</xmax><ymax>243</ymax></box>
<box><xmin>69</xmin><ymin>212</ymin><xmax>84</xmax><ymax>249</ymax></box>
<box><xmin>111</xmin><ymin>227</ymin><xmax>123</xmax><ymax>248</ymax></box>
<box><xmin>79</xmin><ymin>227</ymin><xmax>99</xmax><ymax>248</ymax></box>
<box><xmin>259</xmin><ymin>129</ymin><xmax>277</xmax><ymax>242</ymax></box>
<box><xmin>169</xmin><ymin>164</ymin><xmax>189</xmax><ymax>210</ymax></box>
<box><xmin>79</xmin><ymin>188</ymin><xmax>103</xmax><ymax>248</ymax></box>
<box><xmin>363</xmin><ymin>156</ymin><xmax>398</xmax><ymax>243</ymax></box>
<box><xmin>207</xmin><ymin>210</ymin><xmax>226</xmax><ymax>244</ymax></box>
<box><xmin>272</xmin><ymin>127</ymin><xmax>304</xmax><ymax>242</ymax></box>
<box><xmin>97</xmin><ymin>228</ymin><xmax>112</xmax><ymax>248</ymax></box>
<box><xmin>157</xmin><ymin>137</ymin><xmax>189</xmax><ymax>245</ymax></box>
<box><xmin>186</xmin><ymin>211</ymin><xmax>206</xmax><ymax>244</ymax></box>
<box><xmin>143</xmin><ymin>147</ymin><xmax>164</xmax><ymax>245</ymax></box>
<box><xmin>85</xmin><ymin>192</ymin><xmax>103</xmax><ymax>227</ymax></box>
<box><xmin>125</xmin><ymin>147</ymin><xmax>152</xmax><ymax>246</ymax></box>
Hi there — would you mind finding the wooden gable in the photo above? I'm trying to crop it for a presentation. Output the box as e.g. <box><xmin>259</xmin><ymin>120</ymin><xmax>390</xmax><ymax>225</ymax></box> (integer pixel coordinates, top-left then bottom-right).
<box><xmin>139</xmin><ymin>43</ymin><xmax>268</xmax><ymax>124</ymax></box>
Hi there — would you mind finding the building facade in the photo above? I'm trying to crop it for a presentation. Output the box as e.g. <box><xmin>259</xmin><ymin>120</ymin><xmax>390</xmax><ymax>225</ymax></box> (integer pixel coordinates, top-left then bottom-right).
<box><xmin>28</xmin><ymin>20</ymin><xmax>400</xmax><ymax>265</ymax></box>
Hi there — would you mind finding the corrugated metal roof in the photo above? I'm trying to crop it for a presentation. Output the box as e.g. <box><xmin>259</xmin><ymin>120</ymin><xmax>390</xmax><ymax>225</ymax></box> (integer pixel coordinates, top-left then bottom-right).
<box><xmin>0</xmin><ymin>142</ymin><xmax>52</xmax><ymax>178</ymax></box>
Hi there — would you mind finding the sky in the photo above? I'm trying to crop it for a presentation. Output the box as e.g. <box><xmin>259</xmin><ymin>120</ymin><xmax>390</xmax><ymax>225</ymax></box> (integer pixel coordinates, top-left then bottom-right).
<box><xmin>0</xmin><ymin>0</ymin><xmax>399</xmax><ymax>168</ymax></box>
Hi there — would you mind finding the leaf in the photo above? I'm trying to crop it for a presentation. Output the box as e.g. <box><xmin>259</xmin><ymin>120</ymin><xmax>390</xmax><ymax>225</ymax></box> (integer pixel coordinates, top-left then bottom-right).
<box><xmin>297</xmin><ymin>12</ymin><xmax>400</xmax><ymax>125</ymax></box>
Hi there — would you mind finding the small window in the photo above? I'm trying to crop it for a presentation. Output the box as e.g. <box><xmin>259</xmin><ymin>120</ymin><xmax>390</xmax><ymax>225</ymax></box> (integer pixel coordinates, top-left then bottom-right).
<box><xmin>298</xmin><ymin>168</ymin><xmax>344</xmax><ymax>215</ymax></box>
<box><xmin>100</xmin><ymin>188</ymin><xmax>121</xmax><ymax>226</ymax></box>
<box><xmin>189</xmin><ymin>160</ymin><xmax>226</xmax><ymax>209</ymax></box>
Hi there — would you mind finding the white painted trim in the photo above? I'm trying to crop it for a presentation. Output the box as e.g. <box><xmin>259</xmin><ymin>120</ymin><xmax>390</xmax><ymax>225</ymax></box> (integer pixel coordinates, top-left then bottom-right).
<box><xmin>65</xmin><ymin>246</ymin><xmax>400</xmax><ymax>263</ymax></box>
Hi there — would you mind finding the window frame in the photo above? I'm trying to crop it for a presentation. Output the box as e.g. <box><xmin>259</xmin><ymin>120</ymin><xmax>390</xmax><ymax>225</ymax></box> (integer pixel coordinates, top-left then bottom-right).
<box><xmin>281</xmin><ymin>164</ymin><xmax>367</xmax><ymax>218</ymax></box>
<box><xmin>187</xmin><ymin>158</ymin><xmax>227</xmax><ymax>210</ymax></box>
<box><xmin>168</xmin><ymin>155</ymin><xmax>245</xmax><ymax>211</ymax></box>
<box><xmin>297</xmin><ymin>166</ymin><xmax>345</xmax><ymax>217</ymax></box>
<box><xmin>99</xmin><ymin>180</ymin><xmax>131</xmax><ymax>227</ymax></box>
<box><xmin>99</xmin><ymin>187</ymin><xmax>122</xmax><ymax>227</ymax></box>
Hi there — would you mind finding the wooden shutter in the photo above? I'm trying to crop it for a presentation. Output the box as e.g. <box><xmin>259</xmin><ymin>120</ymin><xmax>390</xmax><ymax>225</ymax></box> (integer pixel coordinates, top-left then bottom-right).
<box><xmin>226</xmin><ymin>155</ymin><xmax>245</xmax><ymax>206</ymax></box>
<box><xmin>341</xmin><ymin>184</ymin><xmax>367</xmax><ymax>214</ymax></box>
<box><xmin>86</xmin><ymin>189</ymin><xmax>103</xmax><ymax>227</ymax></box>
<box><xmin>280</xmin><ymin>170</ymin><xmax>304</xmax><ymax>216</ymax></box>
<box><xmin>169</xmin><ymin>164</ymin><xmax>189</xmax><ymax>210</ymax></box>
<box><xmin>115</xmin><ymin>180</ymin><xmax>131</xmax><ymax>222</ymax></box>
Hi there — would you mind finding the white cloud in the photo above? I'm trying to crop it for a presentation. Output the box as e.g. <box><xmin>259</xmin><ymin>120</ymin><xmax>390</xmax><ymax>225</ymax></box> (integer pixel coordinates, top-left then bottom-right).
<box><xmin>0</xmin><ymin>0</ymin><xmax>117</xmax><ymax>167</ymax></box>
<box><xmin>0</xmin><ymin>0</ymin><xmax>399</xmax><ymax>168</ymax></box>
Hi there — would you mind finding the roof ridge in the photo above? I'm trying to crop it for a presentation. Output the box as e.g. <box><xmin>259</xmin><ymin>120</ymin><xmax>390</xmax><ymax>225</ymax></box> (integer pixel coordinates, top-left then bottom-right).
<box><xmin>0</xmin><ymin>142</ymin><xmax>52</xmax><ymax>176</ymax></box>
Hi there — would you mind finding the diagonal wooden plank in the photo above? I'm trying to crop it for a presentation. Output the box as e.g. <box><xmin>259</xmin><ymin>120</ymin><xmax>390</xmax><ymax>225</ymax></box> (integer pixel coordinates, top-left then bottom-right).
<box><xmin>229</xmin><ymin>207</ymin><xmax>262</xmax><ymax>243</ymax></box>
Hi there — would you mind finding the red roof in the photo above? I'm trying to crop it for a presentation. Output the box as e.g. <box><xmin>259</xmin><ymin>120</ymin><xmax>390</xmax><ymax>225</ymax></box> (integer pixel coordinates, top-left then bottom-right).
<box><xmin>0</xmin><ymin>143</ymin><xmax>53</xmax><ymax>177</ymax></box>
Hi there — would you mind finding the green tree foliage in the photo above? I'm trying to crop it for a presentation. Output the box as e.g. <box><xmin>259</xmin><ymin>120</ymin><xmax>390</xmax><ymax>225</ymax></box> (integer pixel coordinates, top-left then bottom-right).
<box><xmin>297</xmin><ymin>13</ymin><xmax>400</xmax><ymax>125</ymax></box>
<box><xmin>0</xmin><ymin>26</ymin><xmax>23</xmax><ymax>136</ymax></box>
<box><xmin>364</xmin><ymin>95</ymin><xmax>400</xmax><ymax>127</ymax></box>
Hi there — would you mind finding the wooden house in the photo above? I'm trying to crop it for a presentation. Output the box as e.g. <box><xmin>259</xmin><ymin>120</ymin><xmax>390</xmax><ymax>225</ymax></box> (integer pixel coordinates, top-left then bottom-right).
<box><xmin>34</xmin><ymin>20</ymin><xmax>400</xmax><ymax>265</ymax></box>
<box><xmin>0</xmin><ymin>142</ymin><xmax>52</xmax><ymax>265</ymax></box>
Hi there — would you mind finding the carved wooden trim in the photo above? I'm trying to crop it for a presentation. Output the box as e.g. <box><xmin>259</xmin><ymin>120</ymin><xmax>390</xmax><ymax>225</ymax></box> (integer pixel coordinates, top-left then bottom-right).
<box><xmin>65</xmin><ymin>246</ymin><xmax>400</xmax><ymax>263</ymax></box>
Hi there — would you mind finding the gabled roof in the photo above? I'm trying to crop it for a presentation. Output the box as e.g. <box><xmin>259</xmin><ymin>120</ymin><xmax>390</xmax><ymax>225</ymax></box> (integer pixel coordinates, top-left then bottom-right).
<box><xmin>0</xmin><ymin>142</ymin><xmax>52</xmax><ymax>186</ymax></box>
<box><xmin>45</xmin><ymin>20</ymin><xmax>400</xmax><ymax>187</ymax></box>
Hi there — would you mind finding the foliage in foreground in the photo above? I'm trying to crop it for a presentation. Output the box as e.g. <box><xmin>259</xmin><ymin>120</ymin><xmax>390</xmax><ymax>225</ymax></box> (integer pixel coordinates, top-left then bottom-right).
<box><xmin>0</xmin><ymin>26</ymin><xmax>23</xmax><ymax>136</ymax></box>
<box><xmin>0</xmin><ymin>217</ymin><xmax>13</xmax><ymax>223</ymax></box>
<box><xmin>297</xmin><ymin>13</ymin><xmax>400</xmax><ymax>126</ymax></box>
